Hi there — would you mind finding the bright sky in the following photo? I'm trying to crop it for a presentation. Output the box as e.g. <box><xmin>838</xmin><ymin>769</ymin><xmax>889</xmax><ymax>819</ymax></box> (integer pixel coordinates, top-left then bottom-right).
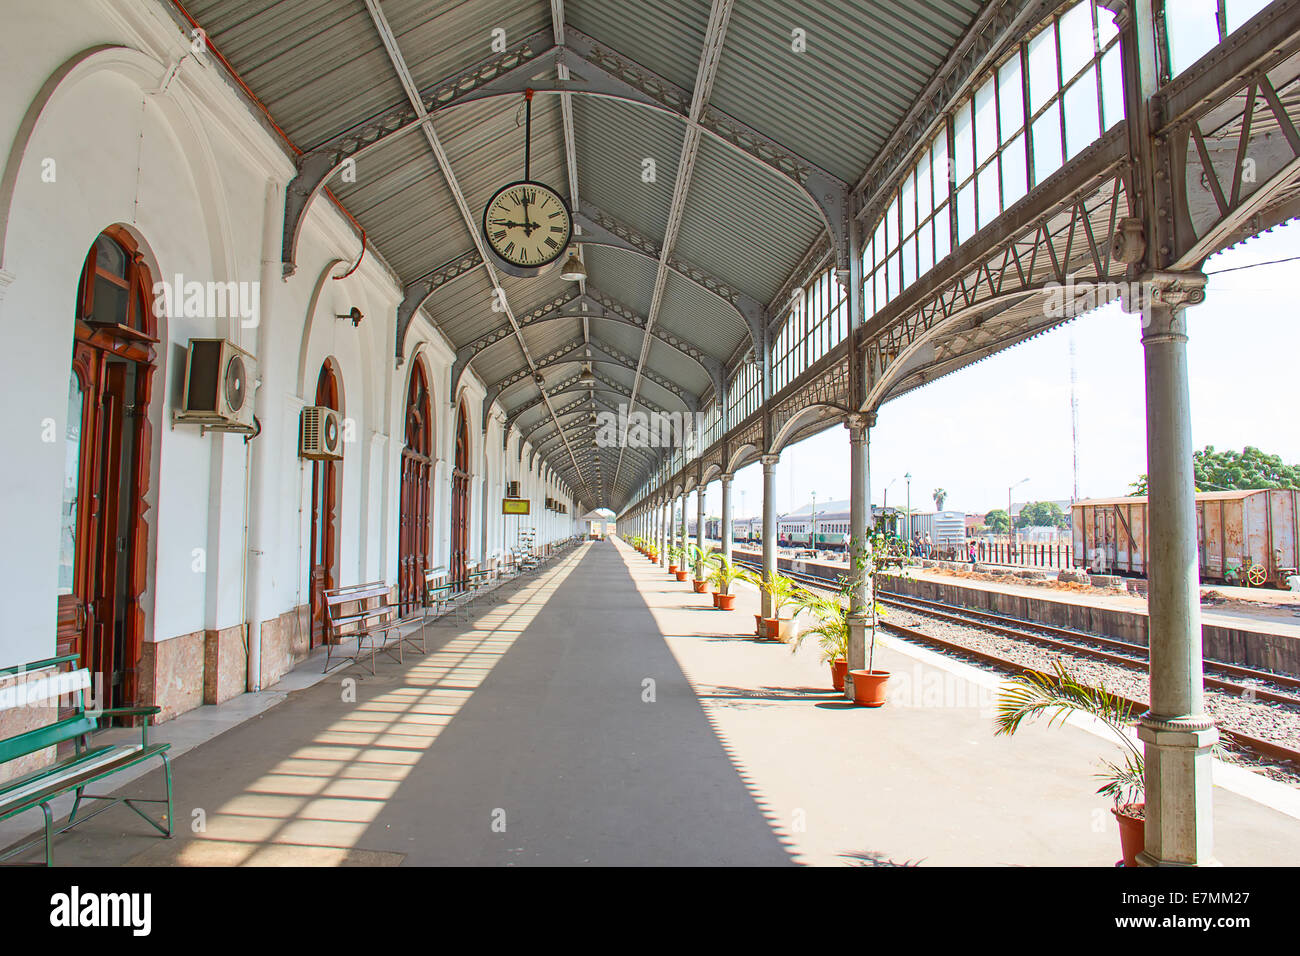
<box><xmin>701</xmin><ymin>219</ymin><xmax>1300</xmax><ymax>521</ymax></box>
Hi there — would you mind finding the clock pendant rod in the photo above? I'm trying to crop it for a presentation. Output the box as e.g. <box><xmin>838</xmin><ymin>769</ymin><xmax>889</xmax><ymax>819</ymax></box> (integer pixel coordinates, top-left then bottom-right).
<box><xmin>523</xmin><ymin>88</ymin><xmax>534</xmax><ymax>183</ymax></box>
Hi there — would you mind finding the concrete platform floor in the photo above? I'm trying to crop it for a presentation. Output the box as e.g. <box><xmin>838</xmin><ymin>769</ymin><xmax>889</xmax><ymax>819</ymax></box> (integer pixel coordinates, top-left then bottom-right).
<box><xmin>9</xmin><ymin>538</ymin><xmax>1299</xmax><ymax>866</ymax></box>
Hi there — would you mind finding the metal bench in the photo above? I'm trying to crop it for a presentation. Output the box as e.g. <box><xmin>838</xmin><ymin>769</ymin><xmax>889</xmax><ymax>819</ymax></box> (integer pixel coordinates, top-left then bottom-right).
<box><xmin>323</xmin><ymin>581</ymin><xmax>403</xmax><ymax>673</ymax></box>
<box><xmin>0</xmin><ymin>655</ymin><xmax>172</xmax><ymax>866</ymax></box>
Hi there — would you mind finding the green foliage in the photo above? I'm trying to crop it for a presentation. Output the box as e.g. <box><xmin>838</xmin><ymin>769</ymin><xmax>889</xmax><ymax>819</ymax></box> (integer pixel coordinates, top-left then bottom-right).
<box><xmin>790</xmin><ymin>583</ymin><xmax>851</xmax><ymax>663</ymax></box>
<box><xmin>984</xmin><ymin>509</ymin><xmax>1010</xmax><ymax>534</ymax></box>
<box><xmin>994</xmin><ymin>660</ymin><xmax>1144</xmax><ymax>806</ymax></box>
<box><xmin>686</xmin><ymin>544</ymin><xmax>709</xmax><ymax>578</ymax></box>
<box><xmin>1015</xmin><ymin>501</ymin><xmax>1069</xmax><ymax>529</ymax></box>
<box><xmin>1131</xmin><ymin>445</ymin><xmax>1300</xmax><ymax>495</ymax></box>
<box><xmin>705</xmin><ymin>552</ymin><xmax>739</xmax><ymax>594</ymax></box>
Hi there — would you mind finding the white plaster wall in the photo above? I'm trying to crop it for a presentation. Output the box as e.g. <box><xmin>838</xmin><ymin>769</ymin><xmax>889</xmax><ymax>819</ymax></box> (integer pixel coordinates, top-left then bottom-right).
<box><xmin>0</xmin><ymin>0</ymin><xmax>583</xmax><ymax>673</ymax></box>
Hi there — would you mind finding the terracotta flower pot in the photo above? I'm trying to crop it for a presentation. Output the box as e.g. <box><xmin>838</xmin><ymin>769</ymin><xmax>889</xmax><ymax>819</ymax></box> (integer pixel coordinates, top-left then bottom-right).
<box><xmin>763</xmin><ymin>618</ymin><xmax>792</xmax><ymax>641</ymax></box>
<box><xmin>668</xmin><ymin>564</ymin><xmax>678</xmax><ymax>574</ymax></box>
<box><xmin>1112</xmin><ymin>804</ymin><xmax>1146</xmax><ymax>867</ymax></box>
<box><xmin>848</xmin><ymin>669</ymin><xmax>891</xmax><ymax>707</ymax></box>
<box><xmin>712</xmin><ymin>591</ymin><xmax>720</xmax><ymax>608</ymax></box>
<box><xmin>692</xmin><ymin>579</ymin><xmax>707</xmax><ymax>593</ymax></box>
<box><xmin>830</xmin><ymin>659</ymin><xmax>849</xmax><ymax>692</ymax></box>
<box><xmin>716</xmin><ymin>593</ymin><xmax>736</xmax><ymax>610</ymax></box>
<box><xmin>754</xmin><ymin>613</ymin><xmax>765</xmax><ymax>636</ymax></box>
<box><xmin>674</xmin><ymin>570</ymin><xmax>688</xmax><ymax>582</ymax></box>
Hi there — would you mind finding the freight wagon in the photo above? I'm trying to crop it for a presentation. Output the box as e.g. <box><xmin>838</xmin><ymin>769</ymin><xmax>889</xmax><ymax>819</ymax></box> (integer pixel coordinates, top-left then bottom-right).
<box><xmin>1071</xmin><ymin>489</ymin><xmax>1299</xmax><ymax>587</ymax></box>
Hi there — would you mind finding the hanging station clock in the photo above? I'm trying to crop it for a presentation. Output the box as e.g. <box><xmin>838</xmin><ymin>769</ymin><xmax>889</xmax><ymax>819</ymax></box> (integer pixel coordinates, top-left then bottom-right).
<box><xmin>481</xmin><ymin>89</ymin><xmax>574</xmax><ymax>278</ymax></box>
<box><xmin>482</xmin><ymin>179</ymin><xmax>572</xmax><ymax>276</ymax></box>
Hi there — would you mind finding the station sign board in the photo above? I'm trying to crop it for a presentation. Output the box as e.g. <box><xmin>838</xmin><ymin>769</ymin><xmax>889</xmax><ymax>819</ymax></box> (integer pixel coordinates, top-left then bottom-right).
<box><xmin>502</xmin><ymin>497</ymin><xmax>531</xmax><ymax>515</ymax></box>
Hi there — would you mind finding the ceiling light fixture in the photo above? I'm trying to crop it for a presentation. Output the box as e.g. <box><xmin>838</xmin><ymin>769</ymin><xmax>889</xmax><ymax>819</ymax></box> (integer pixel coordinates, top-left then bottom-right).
<box><xmin>560</xmin><ymin>250</ymin><xmax>587</xmax><ymax>281</ymax></box>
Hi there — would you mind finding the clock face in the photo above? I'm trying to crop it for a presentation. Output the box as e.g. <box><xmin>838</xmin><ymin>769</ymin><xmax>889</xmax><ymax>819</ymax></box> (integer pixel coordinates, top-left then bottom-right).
<box><xmin>482</xmin><ymin>180</ymin><xmax>573</xmax><ymax>273</ymax></box>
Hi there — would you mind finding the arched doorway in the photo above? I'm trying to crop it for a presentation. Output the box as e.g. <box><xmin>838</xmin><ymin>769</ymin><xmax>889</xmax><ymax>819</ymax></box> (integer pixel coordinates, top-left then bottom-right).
<box><xmin>309</xmin><ymin>360</ymin><xmax>341</xmax><ymax>647</ymax></box>
<box><xmin>398</xmin><ymin>363</ymin><xmax>432</xmax><ymax>613</ymax></box>
<box><xmin>450</xmin><ymin>404</ymin><xmax>470</xmax><ymax>586</ymax></box>
<box><xmin>57</xmin><ymin>226</ymin><xmax>158</xmax><ymax>710</ymax></box>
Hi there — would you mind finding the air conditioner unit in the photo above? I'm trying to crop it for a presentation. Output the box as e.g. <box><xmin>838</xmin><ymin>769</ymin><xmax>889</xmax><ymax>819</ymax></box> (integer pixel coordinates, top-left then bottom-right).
<box><xmin>506</xmin><ymin>481</ymin><xmax>521</xmax><ymax>498</ymax></box>
<box><xmin>174</xmin><ymin>338</ymin><xmax>257</xmax><ymax>431</ymax></box>
<box><xmin>300</xmin><ymin>406</ymin><xmax>343</xmax><ymax>461</ymax></box>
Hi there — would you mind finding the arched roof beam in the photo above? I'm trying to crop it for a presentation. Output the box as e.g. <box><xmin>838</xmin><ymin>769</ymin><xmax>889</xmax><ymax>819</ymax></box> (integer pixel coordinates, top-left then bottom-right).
<box><xmin>452</xmin><ymin>288</ymin><xmax>723</xmax><ymax>400</ymax></box>
<box><xmin>280</xmin><ymin>27</ymin><xmax>852</xmax><ymax>278</ymax></box>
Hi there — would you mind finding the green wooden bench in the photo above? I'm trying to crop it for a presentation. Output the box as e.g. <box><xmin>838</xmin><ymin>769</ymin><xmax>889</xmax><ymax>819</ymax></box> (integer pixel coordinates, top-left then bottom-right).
<box><xmin>0</xmin><ymin>655</ymin><xmax>172</xmax><ymax>865</ymax></box>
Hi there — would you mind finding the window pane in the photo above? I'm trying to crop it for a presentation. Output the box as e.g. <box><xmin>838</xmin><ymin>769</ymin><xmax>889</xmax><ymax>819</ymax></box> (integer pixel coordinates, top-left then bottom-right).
<box><xmin>975</xmin><ymin>77</ymin><xmax>998</xmax><ymax>164</ymax></box>
<box><xmin>903</xmin><ymin>235</ymin><xmax>917</xmax><ymax>287</ymax></box>
<box><xmin>873</xmin><ymin>220</ymin><xmax>886</xmax><ymax>262</ymax></box>
<box><xmin>1027</xmin><ymin>25</ymin><xmax>1059</xmax><ymax>112</ymax></box>
<box><xmin>916</xmin><ymin>149</ymin><xmax>933</xmax><ymax>220</ymax></box>
<box><xmin>92</xmin><ymin>275</ymin><xmax>129</xmax><ymax>325</ymax></box>
<box><xmin>58</xmin><ymin>374</ymin><xmax>83</xmax><ymax>595</ymax></box>
<box><xmin>999</xmin><ymin>54</ymin><xmax>1024</xmax><ymax>142</ymax></box>
<box><xmin>901</xmin><ymin>170</ymin><xmax>916</xmax><ymax>237</ymax></box>
<box><xmin>1227</xmin><ymin>0</ymin><xmax>1271</xmax><ymax>33</ymax></box>
<box><xmin>954</xmin><ymin>102</ymin><xmax>974</xmax><ymax>184</ymax></box>
<box><xmin>885</xmin><ymin>195</ymin><xmax>898</xmax><ymax>252</ymax></box>
<box><xmin>1100</xmin><ymin>46</ymin><xmax>1124</xmax><ymax>129</ymax></box>
<box><xmin>1032</xmin><ymin>102</ymin><xmax>1063</xmax><ymax>183</ymax></box>
<box><xmin>977</xmin><ymin>161</ymin><xmax>1001</xmax><ymax>228</ymax></box>
<box><xmin>1002</xmin><ymin>132</ymin><xmax>1028</xmax><ymax>207</ymax></box>
<box><xmin>1166</xmin><ymin>0</ymin><xmax>1220</xmax><ymax>76</ymax></box>
<box><xmin>1058</xmin><ymin>1</ymin><xmax>1095</xmax><ymax>81</ymax></box>
<box><xmin>934</xmin><ymin>202</ymin><xmax>951</xmax><ymax>261</ymax></box>
<box><xmin>918</xmin><ymin>218</ymin><xmax>934</xmax><ymax>275</ymax></box>
<box><xmin>932</xmin><ymin>135</ymin><xmax>950</xmax><ymax>199</ymax></box>
<box><xmin>957</xmin><ymin>182</ymin><xmax>976</xmax><ymax>244</ymax></box>
<box><xmin>1063</xmin><ymin>70</ymin><xmax>1100</xmax><ymax>158</ymax></box>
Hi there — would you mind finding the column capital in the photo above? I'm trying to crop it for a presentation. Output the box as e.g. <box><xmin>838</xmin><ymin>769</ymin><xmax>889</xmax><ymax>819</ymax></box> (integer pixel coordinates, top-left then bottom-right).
<box><xmin>720</xmin><ymin>472</ymin><xmax>734</xmax><ymax>484</ymax></box>
<box><xmin>1121</xmin><ymin>272</ymin><xmax>1207</xmax><ymax>341</ymax></box>
<box><xmin>759</xmin><ymin>453</ymin><xmax>779</xmax><ymax>467</ymax></box>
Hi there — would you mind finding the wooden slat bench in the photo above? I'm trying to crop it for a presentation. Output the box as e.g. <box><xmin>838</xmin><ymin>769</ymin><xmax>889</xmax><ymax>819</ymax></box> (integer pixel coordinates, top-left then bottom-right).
<box><xmin>0</xmin><ymin>655</ymin><xmax>172</xmax><ymax>866</ymax></box>
<box><xmin>323</xmin><ymin>581</ymin><xmax>406</xmax><ymax>673</ymax></box>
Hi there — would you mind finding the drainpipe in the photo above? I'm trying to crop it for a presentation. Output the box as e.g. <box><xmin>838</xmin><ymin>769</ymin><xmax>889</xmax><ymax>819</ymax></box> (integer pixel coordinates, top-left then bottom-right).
<box><xmin>244</xmin><ymin>179</ymin><xmax>281</xmax><ymax>693</ymax></box>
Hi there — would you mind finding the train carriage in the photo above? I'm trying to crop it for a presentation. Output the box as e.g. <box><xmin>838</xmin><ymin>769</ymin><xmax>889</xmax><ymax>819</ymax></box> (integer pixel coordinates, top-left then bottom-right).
<box><xmin>1072</xmin><ymin>489</ymin><xmax>1299</xmax><ymax>587</ymax></box>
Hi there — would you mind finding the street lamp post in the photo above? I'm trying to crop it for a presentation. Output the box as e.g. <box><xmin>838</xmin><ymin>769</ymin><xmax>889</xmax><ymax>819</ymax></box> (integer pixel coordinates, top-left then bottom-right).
<box><xmin>904</xmin><ymin>472</ymin><xmax>912</xmax><ymax>555</ymax></box>
<box><xmin>883</xmin><ymin>478</ymin><xmax>897</xmax><ymax>536</ymax></box>
<box><xmin>1009</xmin><ymin>477</ymin><xmax>1030</xmax><ymax>562</ymax></box>
<box><xmin>811</xmin><ymin>491</ymin><xmax>817</xmax><ymax>554</ymax></box>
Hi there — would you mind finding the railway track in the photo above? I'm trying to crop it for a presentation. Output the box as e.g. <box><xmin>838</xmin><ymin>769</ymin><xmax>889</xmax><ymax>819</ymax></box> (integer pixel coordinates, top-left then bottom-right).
<box><xmin>731</xmin><ymin>557</ymin><xmax>1300</xmax><ymax>768</ymax></box>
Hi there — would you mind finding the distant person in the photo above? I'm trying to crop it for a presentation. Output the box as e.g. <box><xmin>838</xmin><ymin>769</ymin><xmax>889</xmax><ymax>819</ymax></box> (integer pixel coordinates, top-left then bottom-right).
<box><xmin>968</xmin><ymin>540</ymin><xmax>978</xmax><ymax>564</ymax></box>
<box><xmin>924</xmin><ymin>532</ymin><xmax>933</xmax><ymax>558</ymax></box>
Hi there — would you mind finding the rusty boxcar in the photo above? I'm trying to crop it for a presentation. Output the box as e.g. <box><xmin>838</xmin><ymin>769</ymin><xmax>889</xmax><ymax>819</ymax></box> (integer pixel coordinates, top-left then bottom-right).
<box><xmin>1071</xmin><ymin>490</ymin><xmax>1300</xmax><ymax>587</ymax></box>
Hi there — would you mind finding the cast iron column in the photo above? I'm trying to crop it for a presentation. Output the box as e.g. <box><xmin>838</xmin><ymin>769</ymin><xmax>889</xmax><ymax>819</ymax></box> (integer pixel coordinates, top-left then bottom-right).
<box><xmin>845</xmin><ymin>411</ymin><xmax>874</xmax><ymax>688</ymax></box>
<box><xmin>760</xmin><ymin>453</ymin><xmax>779</xmax><ymax>619</ymax></box>
<box><xmin>695</xmin><ymin>484</ymin><xmax>706</xmax><ymax>580</ymax></box>
<box><xmin>720</xmin><ymin>473</ymin><xmax>733</xmax><ymax>567</ymax></box>
<box><xmin>1127</xmin><ymin>273</ymin><xmax>1216</xmax><ymax>866</ymax></box>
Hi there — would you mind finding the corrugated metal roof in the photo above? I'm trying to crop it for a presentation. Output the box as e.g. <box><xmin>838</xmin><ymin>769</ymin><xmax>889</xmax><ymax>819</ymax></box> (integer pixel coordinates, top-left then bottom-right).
<box><xmin>178</xmin><ymin>0</ymin><xmax>995</xmax><ymax>508</ymax></box>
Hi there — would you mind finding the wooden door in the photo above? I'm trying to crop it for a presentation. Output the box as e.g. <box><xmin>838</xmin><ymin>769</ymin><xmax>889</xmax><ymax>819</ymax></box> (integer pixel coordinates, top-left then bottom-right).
<box><xmin>398</xmin><ymin>367</ymin><xmax>432</xmax><ymax>613</ymax></box>
<box><xmin>450</xmin><ymin>407</ymin><xmax>470</xmax><ymax>586</ymax></box>
<box><xmin>309</xmin><ymin>362</ymin><xmax>340</xmax><ymax>647</ymax></box>
<box><xmin>58</xmin><ymin>227</ymin><xmax>157</xmax><ymax>712</ymax></box>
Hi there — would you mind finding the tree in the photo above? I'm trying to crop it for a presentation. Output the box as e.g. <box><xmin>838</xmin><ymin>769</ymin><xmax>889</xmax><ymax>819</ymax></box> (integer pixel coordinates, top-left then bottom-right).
<box><xmin>1130</xmin><ymin>445</ymin><xmax>1300</xmax><ymax>495</ymax></box>
<box><xmin>932</xmin><ymin>487</ymin><xmax>947</xmax><ymax>511</ymax></box>
<box><xmin>1015</xmin><ymin>500</ymin><xmax>1069</xmax><ymax>529</ymax></box>
<box><xmin>984</xmin><ymin>509</ymin><xmax>1010</xmax><ymax>534</ymax></box>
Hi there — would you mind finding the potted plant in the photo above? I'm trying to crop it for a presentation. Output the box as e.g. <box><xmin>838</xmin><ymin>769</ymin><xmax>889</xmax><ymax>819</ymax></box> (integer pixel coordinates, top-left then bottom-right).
<box><xmin>668</xmin><ymin>546</ymin><xmax>689</xmax><ymax>582</ymax></box>
<box><xmin>994</xmin><ymin>660</ymin><xmax>1147</xmax><ymax>866</ymax></box>
<box><xmin>790</xmin><ymin>582</ymin><xmax>851</xmax><ymax>691</ymax></box>
<box><xmin>706</xmin><ymin>553</ymin><xmax>739</xmax><ymax>610</ymax></box>
<box><xmin>686</xmin><ymin>544</ymin><xmax>709</xmax><ymax>593</ymax></box>
<box><xmin>846</xmin><ymin>533</ymin><xmax>892</xmax><ymax>706</ymax></box>
<box><xmin>757</xmin><ymin>572</ymin><xmax>800</xmax><ymax>641</ymax></box>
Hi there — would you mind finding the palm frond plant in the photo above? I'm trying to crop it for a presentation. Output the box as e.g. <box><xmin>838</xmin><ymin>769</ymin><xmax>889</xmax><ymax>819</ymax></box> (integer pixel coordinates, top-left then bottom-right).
<box><xmin>686</xmin><ymin>544</ymin><xmax>708</xmax><ymax>580</ymax></box>
<box><xmin>994</xmin><ymin>660</ymin><xmax>1144</xmax><ymax>806</ymax></box>
<box><xmin>789</xmin><ymin>583</ymin><xmax>850</xmax><ymax>664</ymax></box>
<box><xmin>994</xmin><ymin>659</ymin><xmax>1151</xmax><ymax>864</ymax></box>
<box><xmin>706</xmin><ymin>552</ymin><xmax>739</xmax><ymax>594</ymax></box>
